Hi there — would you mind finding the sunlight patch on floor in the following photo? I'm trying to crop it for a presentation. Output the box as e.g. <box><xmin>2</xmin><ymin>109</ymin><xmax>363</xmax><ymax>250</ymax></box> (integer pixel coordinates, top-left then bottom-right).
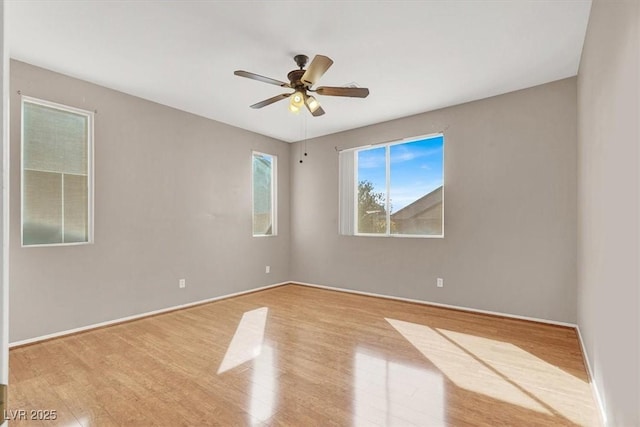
<box><xmin>353</xmin><ymin>348</ymin><xmax>445</xmax><ymax>426</ymax></box>
<box><xmin>217</xmin><ymin>307</ymin><xmax>269</xmax><ymax>374</ymax></box>
<box><xmin>250</xmin><ymin>344</ymin><xmax>277</xmax><ymax>424</ymax></box>
<box><xmin>56</xmin><ymin>416</ymin><xmax>87</xmax><ymax>427</ymax></box>
<box><xmin>436</xmin><ymin>327</ymin><xmax>593</xmax><ymax>425</ymax></box>
<box><xmin>385</xmin><ymin>318</ymin><xmax>553</xmax><ymax>415</ymax></box>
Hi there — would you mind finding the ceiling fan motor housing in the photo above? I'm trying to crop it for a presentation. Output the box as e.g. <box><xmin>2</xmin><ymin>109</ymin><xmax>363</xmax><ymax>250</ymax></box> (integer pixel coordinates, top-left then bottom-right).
<box><xmin>287</xmin><ymin>69</ymin><xmax>307</xmax><ymax>90</ymax></box>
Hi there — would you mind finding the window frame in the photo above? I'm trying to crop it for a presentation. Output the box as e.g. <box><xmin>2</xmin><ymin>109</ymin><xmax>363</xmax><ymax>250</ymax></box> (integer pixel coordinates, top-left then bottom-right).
<box><xmin>251</xmin><ymin>150</ymin><xmax>277</xmax><ymax>237</ymax></box>
<box><xmin>20</xmin><ymin>95</ymin><xmax>95</xmax><ymax>247</ymax></box>
<box><xmin>352</xmin><ymin>133</ymin><xmax>444</xmax><ymax>239</ymax></box>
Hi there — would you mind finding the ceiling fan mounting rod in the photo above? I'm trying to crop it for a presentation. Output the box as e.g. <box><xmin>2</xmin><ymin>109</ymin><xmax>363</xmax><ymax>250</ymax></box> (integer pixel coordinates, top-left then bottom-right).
<box><xmin>293</xmin><ymin>54</ymin><xmax>309</xmax><ymax>69</ymax></box>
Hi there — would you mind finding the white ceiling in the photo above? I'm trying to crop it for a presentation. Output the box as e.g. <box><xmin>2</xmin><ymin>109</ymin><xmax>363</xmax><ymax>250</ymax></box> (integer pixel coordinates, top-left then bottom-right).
<box><xmin>7</xmin><ymin>1</ymin><xmax>591</xmax><ymax>143</ymax></box>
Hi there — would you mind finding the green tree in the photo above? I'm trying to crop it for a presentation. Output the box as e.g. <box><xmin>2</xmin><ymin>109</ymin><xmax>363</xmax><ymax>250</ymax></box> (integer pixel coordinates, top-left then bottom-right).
<box><xmin>358</xmin><ymin>180</ymin><xmax>387</xmax><ymax>233</ymax></box>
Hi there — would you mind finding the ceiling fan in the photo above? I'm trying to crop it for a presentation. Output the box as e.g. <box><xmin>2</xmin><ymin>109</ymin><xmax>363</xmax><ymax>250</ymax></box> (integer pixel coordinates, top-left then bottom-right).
<box><xmin>234</xmin><ymin>54</ymin><xmax>370</xmax><ymax>117</ymax></box>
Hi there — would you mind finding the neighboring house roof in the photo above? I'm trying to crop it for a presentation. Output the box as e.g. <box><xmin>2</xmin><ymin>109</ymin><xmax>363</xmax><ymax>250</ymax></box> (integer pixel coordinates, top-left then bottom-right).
<box><xmin>391</xmin><ymin>186</ymin><xmax>443</xmax><ymax>220</ymax></box>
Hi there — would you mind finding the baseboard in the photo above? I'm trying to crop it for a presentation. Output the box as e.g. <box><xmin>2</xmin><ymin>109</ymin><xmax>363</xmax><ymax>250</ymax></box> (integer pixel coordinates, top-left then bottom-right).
<box><xmin>290</xmin><ymin>280</ymin><xmax>577</xmax><ymax>328</ymax></box>
<box><xmin>9</xmin><ymin>281</ymin><xmax>289</xmax><ymax>348</ymax></box>
<box><xmin>11</xmin><ymin>279</ymin><xmax>578</xmax><ymax>343</ymax></box>
<box><xmin>576</xmin><ymin>326</ymin><xmax>608</xmax><ymax>426</ymax></box>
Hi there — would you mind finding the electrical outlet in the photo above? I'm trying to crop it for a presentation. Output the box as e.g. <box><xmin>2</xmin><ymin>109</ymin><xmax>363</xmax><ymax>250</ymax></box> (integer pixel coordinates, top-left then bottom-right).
<box><xmin>437</xmin><ymin>278</ymin><xmax>444</xmax><ymax>288</ymax></box>
<box><xmin>179</xmin><ymin>279</ymin><xmax>186</xmax><ymax>289</ymax></box>
<box><xmin>265</xmin><ymin>266</ymin><xmax>270</xmax><ymax>274</ymax></box>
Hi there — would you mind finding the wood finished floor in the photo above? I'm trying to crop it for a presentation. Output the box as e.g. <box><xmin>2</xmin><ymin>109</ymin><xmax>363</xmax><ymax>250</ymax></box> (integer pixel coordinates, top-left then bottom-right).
<box><xmin>9</xmin><ymin>284</ymin><xmax>600</xmax><ymax>426</ymax></box>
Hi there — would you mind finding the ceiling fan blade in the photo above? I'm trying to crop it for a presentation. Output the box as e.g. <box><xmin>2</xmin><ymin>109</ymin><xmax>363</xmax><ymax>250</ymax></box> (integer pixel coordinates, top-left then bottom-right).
<box><xmin>310</xmin><ymin>105</ymin><xmax>325</xmax><ymax>117</ymax></box>
<box><xmin>234</xmin><ymin>70</ymin><xmax>291</xmax><ymax>88</ymax></box>
<box><xmin>316</xmin><ymin>86</ymin><xmax>370</xmax><ymax>98</ymax></box>
<box><xmin>302</xmin><ymin>92</ymin><xmax>325</xmax><ymax>117</ymax></box>
<box><xmin>250</xmin><ymin>93</ymin><xmax>292</xmax><ymax>109</ymax></box>
<box><xmin>301</xmin><ymin>55</ymin><xmax>334</xmax><ymax>87</ymax></box>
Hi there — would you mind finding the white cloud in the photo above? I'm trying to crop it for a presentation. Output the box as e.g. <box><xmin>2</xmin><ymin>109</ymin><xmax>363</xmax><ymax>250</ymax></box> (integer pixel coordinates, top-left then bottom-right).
<box><xmin>391</xmin><ymin>145</ymin><xmax>442</xmax><ymax>164</ymax></box>
<box><xmin>357</xmin><ymin>150</ymin><xmax>386</xmax><ymax>169</ymax></box>
<box><xmin>358</xmin><ymin>143</ymin><xmax>442</xmax><ymax>169</ymax></box>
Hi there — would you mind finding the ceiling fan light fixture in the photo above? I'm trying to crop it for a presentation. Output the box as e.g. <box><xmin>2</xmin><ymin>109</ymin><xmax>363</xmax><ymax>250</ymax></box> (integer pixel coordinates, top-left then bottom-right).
<box><xmin>305</xmin><ymin>95</ymin><xmax>320</xmax><ymax>113</ymax></box>
<box><xmin>288</xmin><ymin>103</ymin><xmax>300</xmax><ymax>114</ymax></box>
<box><xmin>289</xmin><ymin>91</ymin><xmax>304</xmax><ymax>114</ymax></box>
<box><xmin>291</xmin><ymin>91</ymin><xmax>304</xmax><ymax>107</ymax></box>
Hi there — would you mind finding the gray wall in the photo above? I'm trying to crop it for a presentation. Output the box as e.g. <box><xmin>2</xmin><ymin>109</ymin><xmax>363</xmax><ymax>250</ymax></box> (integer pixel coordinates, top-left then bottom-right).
<box><xmin>9</xmin><ymin>60</ymin><xmax>290</xmax><ymax>342</ymax></box>
<box><xmin>1</xmin><ymin>0</ymin><xmax>9</xmax><ymax>389</ymax></box>
<box><xmin>291</xmin><ymin>78</ymin><xmax>578</xmax><ymax>323</ymax></box>
<box><xmin>577</xmin><ymin>1</ymin><xmax>640</xmax><ymax>425</ymax></box>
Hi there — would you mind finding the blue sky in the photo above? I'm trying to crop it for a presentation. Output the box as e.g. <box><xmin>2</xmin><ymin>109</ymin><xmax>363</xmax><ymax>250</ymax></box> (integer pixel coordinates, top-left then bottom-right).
<box><xmin>357</xmin><ymin>135</ymin><xmax>444</xmax><ymax>212</ymax></box>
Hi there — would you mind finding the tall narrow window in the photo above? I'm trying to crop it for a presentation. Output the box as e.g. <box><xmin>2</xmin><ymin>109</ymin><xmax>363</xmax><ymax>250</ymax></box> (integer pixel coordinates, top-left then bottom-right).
<box><xmin>341</xmin><ymin>134</ymin><xmax>444</xmax><ymax>237</ymax></box>
<box><xmin>252</xmin><ymin>152</ymin><xmax>277</xmax><ymax>236</ymax></box>
<box><xmin>22</xmin><ymin>97</ymin><xmax>94</xmax><ymax>246</ymax></box>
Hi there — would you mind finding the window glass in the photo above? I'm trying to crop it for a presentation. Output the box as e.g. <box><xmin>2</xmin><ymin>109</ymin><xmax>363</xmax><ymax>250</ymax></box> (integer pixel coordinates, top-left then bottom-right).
<box><xmin>349</xmin><ymin>134</ymin><xmax>444</xmax><ymax>237</ymax></box>
<box><xmin>357</xmin><ymin>146</ymin><xmax>387</xmax><ymax>234</ymax></box>
<box><xmin>252</xmin><ymin>152</ymin><xmax>276</xmax><ymax>236</ymax></box>
<box><xmin>22</xmin><ymin>98</ymin><xmax>93</xmax><ymax>246</ymax></box>
<box><xmin>390</xmin><ymin>136</ymin><xmax>444</xmax><ymax>236</ymax></box>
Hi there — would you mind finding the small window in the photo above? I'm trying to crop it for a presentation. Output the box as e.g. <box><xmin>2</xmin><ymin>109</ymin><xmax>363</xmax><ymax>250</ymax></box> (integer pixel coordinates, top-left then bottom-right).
<box><xmin>252</xmin><ymin>151</ymin><xmax>277</xmax><ymax>236</ymax></box>
<box><xmin>339</xmin><ymin>134</ymin><xmax>444</xmax><ymax>237</ymax></box>
<box><xmin>21</xmin><ymin>97</ymin><xmax>94</xmax><ymax>246</ymax></box>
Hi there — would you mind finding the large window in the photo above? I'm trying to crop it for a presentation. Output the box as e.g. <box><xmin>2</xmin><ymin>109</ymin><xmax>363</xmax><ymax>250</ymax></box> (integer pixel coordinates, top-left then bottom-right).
<box><xmin>22</xmin><ymin>97</ymin><xmax>94</xmax><ymax>246</ymax></box>
<box><xmin>339</xmin><ymin>134</ymin><xmax>444</xmax><ymax>237</ymax></box>
<box><xmin>252</xmin><ymin>151</ymin><xmax>277</xmax><ymax>236</ymax></box>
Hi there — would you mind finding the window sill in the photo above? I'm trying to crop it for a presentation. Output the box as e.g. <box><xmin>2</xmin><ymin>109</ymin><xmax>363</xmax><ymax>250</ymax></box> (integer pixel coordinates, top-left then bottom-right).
<box><xmin>352</xmin><ymin>233</ymin><xmax>444</xmax><ymax>239</ymax></box>
<box><xmin>22</xmin><ymin>241</ymin><xmax>94</xmax><ymax>248</ymax></box>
